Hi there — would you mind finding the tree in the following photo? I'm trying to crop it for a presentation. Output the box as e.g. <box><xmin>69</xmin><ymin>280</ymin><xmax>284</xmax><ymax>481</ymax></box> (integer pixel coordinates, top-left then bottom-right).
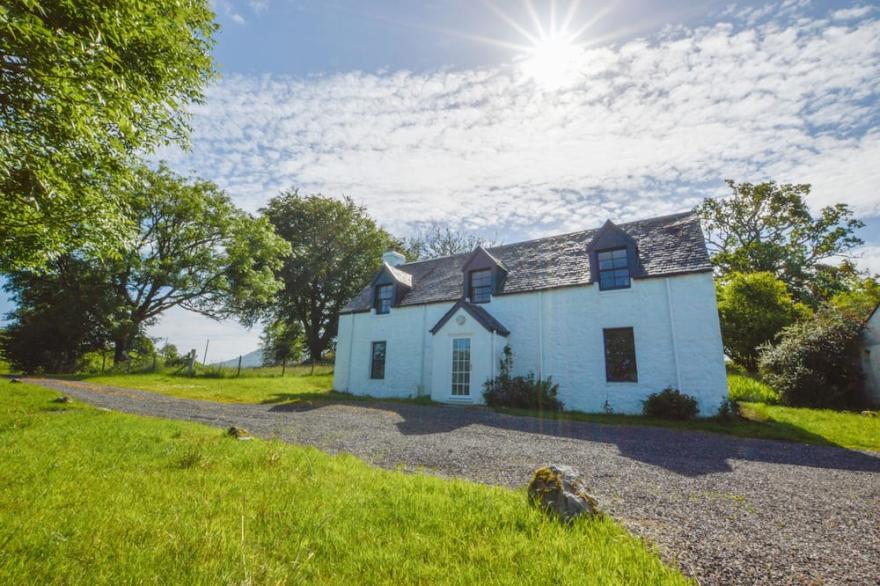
<box><xmin>260</xmin><ymin>320</ymin><xmax>304</xmax><ymax>376</ymax></box>
<box><xmin>100</xmin><ymin>164</ymin><xmax>288</xmax><ymax>362</ymax></box>
<box><xmin>697</xmin><ymin>180</ymin><xmax>864</xmax><ymax>304</ymax></box>
<box><xmin>3</xmin><ymin>164</ymin><xmax>289</xmax><ymax>366</ymax></box>
<box><xmin>261</xmin><ymin>191</ymin><xmax>398</xmax><ymax>363</ymax></box>
<box><xmin>403</xmin><ymin>222</ymin><xmax>500</xmax><ymax>260</ymax></box>
<box><xmin>831</xmin><ymin>276</ymin><xmax>880</xmax><ymax>321</ymax></box>
<box><xmin>759</xmin><ymin>308</ymin><xmax>864</xmax><ymax>407</ymax></box>
<box><xmin>716</xmin><ymin>272</ymin><xmax>810</xmax><ymax>371</ymax></box>
<box><xmin>1</xmin><ymin>0</ymin><xmax>217</xmax><ymax>271</ymax></box>
<box><xmin>1</xmin><ymin>257</ymin><xmax>117</xmax><ymax>373</ymax></box>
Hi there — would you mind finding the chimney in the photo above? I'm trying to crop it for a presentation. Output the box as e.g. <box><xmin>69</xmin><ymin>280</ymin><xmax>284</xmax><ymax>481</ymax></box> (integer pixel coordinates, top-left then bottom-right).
<box><xmin>382</xmin><ymin>250</ymin><xmax>406</xmax><ymax>267</ymax></box>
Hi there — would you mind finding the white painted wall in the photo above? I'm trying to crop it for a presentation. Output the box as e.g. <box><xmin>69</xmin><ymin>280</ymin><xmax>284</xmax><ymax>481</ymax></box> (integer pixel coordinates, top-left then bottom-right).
<box><xmin>333</xmin><ymin>271</ymin><xmax>728</xmax><ymax>415</ymax></box>
<box><xmin>862</xmin><ymin>309</ymin><xmax>880</xmax><ymax>407</ymax></box>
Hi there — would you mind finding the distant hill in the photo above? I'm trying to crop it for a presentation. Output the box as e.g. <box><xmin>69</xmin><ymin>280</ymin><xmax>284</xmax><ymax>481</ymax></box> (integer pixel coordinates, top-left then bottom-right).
<box><xmin>213</xmin><ymin>348</ymin><xmax>264</xmax><ymax>368</ymax></box>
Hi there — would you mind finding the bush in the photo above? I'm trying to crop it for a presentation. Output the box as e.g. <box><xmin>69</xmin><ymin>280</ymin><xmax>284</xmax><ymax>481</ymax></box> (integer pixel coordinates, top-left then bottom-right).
<box><xmin>716</xmin><ymin>272</ymin><xmax>811</xmax><ymax>372</ymax></box>
<box><xmin>759</xmin><ymin>308</ymin><xmax>863</xmax><ymax>407</ymax></box>
<box><xmin>483</xmin><ymin>345</ymin><xmax>563</xmax><ymax>411</ymax></box>
<box><xmin>642</xmin><ymin>387</ymin><xmax>699</xmax><ymax>420</ymax></box>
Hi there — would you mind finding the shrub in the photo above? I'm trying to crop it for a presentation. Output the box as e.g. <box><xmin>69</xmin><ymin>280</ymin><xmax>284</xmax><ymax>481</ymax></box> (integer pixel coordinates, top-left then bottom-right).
<box><xmin>483</xmin><ymin>345</ymin><xmax>563</xmax><ymax>411</ymax></box>
<box><xmin>727</xmin><ymin>373</ymin><xmax>779</xmax><ymax>404</ymax></box>
<box><xmin>759</xmin><ymin>308</ymin><xmax>863</xmax><ymax>407</ymax></box>
<box><xmin>716</xmin><ymin>272</ymin><xmax>811</xmax><ymax>372</ymax></box>
<box><xmin>642</xmin><ymin>387</ymin><xmax>699</xmax><ymax>420</ymax></box>
<box><xmin>714</xmin><ymin>398</ymin><xmax>738</xmax><ymax>422</ymax></box>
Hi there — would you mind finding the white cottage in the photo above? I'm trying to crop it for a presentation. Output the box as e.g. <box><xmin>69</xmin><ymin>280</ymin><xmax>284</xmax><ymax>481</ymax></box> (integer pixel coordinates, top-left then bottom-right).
<box><xmin>333</xmin><ymin>212</ymin><xmax>728</xmax><ymax>415</ymax></box>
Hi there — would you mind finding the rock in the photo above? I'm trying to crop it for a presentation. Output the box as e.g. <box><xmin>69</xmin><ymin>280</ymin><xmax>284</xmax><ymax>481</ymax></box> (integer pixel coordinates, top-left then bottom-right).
<box><xmin>227</xmin><ymin>426</ymin><xmax>252</xmax><ymax>440</ymax></box>
<box><xmin>53</xmin><ymin>396</ymin><xmax>72</xmax><ymax>404</ymax></box>
<box><xmin>9</xmin><ymin>378</ymin><xmax>22</xmax><ymax>384</ymax></box>
<box><xmin>527</xmin><ymin>464</ymin><xmax>599</xmax><ymax>522</ymax></box>
<box><xmin>861</xmin><ymin>410</ymin><xmax>877</xmax><ymax>417</ymax></box>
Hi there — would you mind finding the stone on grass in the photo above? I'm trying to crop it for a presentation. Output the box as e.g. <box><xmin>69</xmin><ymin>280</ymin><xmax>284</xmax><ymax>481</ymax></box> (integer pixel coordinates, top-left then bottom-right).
<box><xmin>860</xmin><ymin>410</ymin><xmax>877</xmax><ymax>417</ymax></box>
<box><xmin>227</xmin><ymin>426</ymin><xmax>252</xmax><ymax>440</ymax></box>
<box><xmin>53</xmin><ymin>396</ymin><xmax>72</xmax><ymax>404</ymax></box>
<box><xmin>527</xmin><ymin>464</ymin><xmax>599</xmax><ymax>522</ymax></box>
<box><xmin>10</xmin><ymin>378</ymin><xmax>22</xmax><ymax>384</ymax></box>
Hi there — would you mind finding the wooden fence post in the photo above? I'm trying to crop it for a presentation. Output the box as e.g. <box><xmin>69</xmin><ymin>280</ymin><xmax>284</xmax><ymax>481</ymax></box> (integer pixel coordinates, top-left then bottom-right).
<box><xmin>236</xmin><ymin>355</ymin><xmax>242</xmax><ymax>377</ymax></box>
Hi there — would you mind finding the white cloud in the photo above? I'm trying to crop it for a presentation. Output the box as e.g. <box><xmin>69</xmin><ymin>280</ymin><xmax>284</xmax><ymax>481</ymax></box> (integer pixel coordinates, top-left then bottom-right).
<box><xmin>161</xmin><ymin>4</ymin><xmax>880</xmax><ymax>244</ymax></box>
<box><xmin>855</xmin><ymin>245</ymin><xmax>880</xmax><ymax>275</ymax></box>
<box><xmin>832</xmin><ymin>6</ymin><xmax>874</xmax><ymax>21</ymax></box>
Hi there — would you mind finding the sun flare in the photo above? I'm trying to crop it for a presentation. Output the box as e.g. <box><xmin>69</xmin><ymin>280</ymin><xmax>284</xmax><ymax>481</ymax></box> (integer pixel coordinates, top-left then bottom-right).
<box><xmin>519</xmin><ymin>32</ymin><xmax>583</xmax><ymax>89</ymax></box>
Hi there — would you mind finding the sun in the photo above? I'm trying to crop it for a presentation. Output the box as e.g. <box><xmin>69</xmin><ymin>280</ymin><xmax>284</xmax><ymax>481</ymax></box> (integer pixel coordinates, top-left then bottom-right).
<box><xmin>519</xmin><ymin>32</ymin><xmax>583</xmax><ymax>89</ymax></box>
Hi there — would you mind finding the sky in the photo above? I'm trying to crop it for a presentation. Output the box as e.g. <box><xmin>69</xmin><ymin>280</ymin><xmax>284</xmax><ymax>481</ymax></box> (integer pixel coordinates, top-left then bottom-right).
<box><xmin>4</xmin><ymin>0</ymin><xmax>880</xmax><ymax>362</ymax></box>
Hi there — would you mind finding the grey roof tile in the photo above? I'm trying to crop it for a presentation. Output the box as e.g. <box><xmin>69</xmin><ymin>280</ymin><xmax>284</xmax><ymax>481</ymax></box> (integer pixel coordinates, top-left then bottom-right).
<box><xmin>343</xmin><ymin>211</ymin><xmax>711</xmax><ymax>313</ymax></box>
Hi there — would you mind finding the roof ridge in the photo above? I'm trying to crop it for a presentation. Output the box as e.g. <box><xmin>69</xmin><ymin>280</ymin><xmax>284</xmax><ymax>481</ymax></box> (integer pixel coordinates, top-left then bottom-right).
<box><xmin>397</xmin><ymin>210</ymin><xmax>697</xmax><ymax>268</ymax></box>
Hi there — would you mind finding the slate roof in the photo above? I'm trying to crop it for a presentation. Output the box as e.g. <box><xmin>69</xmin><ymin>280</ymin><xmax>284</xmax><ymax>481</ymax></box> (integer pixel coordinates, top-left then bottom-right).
<box><xmin>383</xmin><ymin>262</ymin><xmax>413</xmax><ymax>287</ymax></box>
<box><xmin>342</xmin><ymin>211</ymin><xmax>711</xmax><ymax>313</ymax></box>
<box><xmin>430</xmin><ymin>300</ymin><xmax>511</xmax><ymax>337</ymax></box>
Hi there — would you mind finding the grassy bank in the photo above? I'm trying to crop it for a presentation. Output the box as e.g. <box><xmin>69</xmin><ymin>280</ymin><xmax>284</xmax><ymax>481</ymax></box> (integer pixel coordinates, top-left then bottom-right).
<box><xmin>0</xmin><ymin>383</ymin><xmax>687</xmax><ymax>584</ymax></box>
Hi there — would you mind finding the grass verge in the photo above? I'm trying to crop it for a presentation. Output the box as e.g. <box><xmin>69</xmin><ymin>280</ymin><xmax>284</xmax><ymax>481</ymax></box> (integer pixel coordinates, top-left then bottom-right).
<box><xmin>80</xmin><ymin>371</ymin><xmax>338</xmax><ymax>404</ymax></box>
<box><xmin>0</xmin><ymin>383</ymin><xmax>688</xmax><ymax>584</ymax></box>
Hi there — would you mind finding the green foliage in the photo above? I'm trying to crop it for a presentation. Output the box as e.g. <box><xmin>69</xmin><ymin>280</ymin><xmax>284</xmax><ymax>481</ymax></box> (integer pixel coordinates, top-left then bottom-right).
<box><xmin>0</xmin><ymin>384</ymin><xmax>687</xmax><ymax>584</ymax></box>
<box><xmin>3</xmin><ymin>164</ymin><xmax>288</xmax><ymax>367</ymax></box>
<box><xmin>716</xmin><ymin>272</ymin><xmax>811</xmax><ymax>371</ymax></box>
<box><xmin>0</xmin><ymin>0</ymin><xmax>217</xmax><ymax>271</ymax></box>
<box><xmin>483</xmin><ymin>345</ymin><xmax>563</xmax><ymax>411</ymax></box>
<box><xmin>727</xmin><ymin>373</ymin><xmax>780</xmax><ymax>404</ymax></box>
<box><xmin>759</xmin><ymin>308</ymin><xmax>864</xmax><ymax>407</ymax></box>
<box><xmin>697</xmin><ymin>180</ymin><xmax>864</xmax><ymax>305</ymax></box>
<box><xmin>642</xmin><ymin>388</ymin><xmax>699</xmax><ymax>420</ymax></box>
<box><xmin>1</xmin><ymin>257</ymin><xmax>117</xmax><ymax>373</ymax></box>
<box><xmin>831</xmin><ymin>277</ymin><xmax>880</xmax><ymax>321</ymax></box>
<box><xmin>260</xmin><ymin>191</ymin><xmax>397</xmax><ymax>361</ymax></box>
<box><xmin>260</xmin><ymin>320</ymin><xmax>304</xmax><ymax>368</ymax></box>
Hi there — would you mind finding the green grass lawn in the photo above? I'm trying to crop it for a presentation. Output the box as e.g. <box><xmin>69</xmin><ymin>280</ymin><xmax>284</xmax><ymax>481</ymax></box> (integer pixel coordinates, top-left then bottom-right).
<box><xmin>81</xmin><ymin>369</ymin><xmax>338</xmax><ymax>404</ymax></box>
<box><xmin>0</xmin><ymin>383</ymin><xmax>688</xmax><ymax>584</ymax></box>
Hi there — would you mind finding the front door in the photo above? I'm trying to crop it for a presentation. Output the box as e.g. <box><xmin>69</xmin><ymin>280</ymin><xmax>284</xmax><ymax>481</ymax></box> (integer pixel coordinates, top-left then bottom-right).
<box><xmin>451</xmin><ymin>337</ymin><xmax>471</xmax><ymax>396</ymax></box>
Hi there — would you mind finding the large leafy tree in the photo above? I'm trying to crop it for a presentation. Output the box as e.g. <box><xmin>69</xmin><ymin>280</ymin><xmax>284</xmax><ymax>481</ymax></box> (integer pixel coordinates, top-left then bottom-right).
<box><xmin>1</xmin><ymin>257</ymin><xmax>118</xmax><ymax>373</ymax></box>
<box><xmin>260</xmin><ymin>320</ymin><xmax>304</xmax><ymax>375</ymax></box>
<box><xmin>261</xmin><ymin>191</ymin><xmax>397</xmax><ymax>362</ymax></box>
<box><xmin>697</xmin><ymin>180</ymin><xmax>864</xmax><ymax>304</ymax></box>
<box><xmin>101</xmin><ymin>164</ymin><xmax>288</xmax><ymax>361</ymax></box>
<box><xmin>2</xmin><ymin>165</ymin><xmax>289</xmax><ymax>367</ymax></box>
<box><xmin>0</xmin><ymin>0</ymin><xmax>217</xmax><ymax>271</ymax></box>
<box><xmin>716</xmin><ymin>272</ymin><xmax>811</xmax><ymax>371</ymax></box>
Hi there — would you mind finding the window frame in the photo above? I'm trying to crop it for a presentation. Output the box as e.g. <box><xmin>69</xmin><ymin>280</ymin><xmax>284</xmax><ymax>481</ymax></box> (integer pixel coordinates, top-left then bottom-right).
<box><xmin>374</xmin><ymin>284</ymin><xmax>394</xmax><ymax>314</ymax></box>
<box><xmin>596</xmin><ymin>247</ymin><xmax>631</xmax><ymax>291</ymax></box>
<box><xmin>370</xmin><ymin>341</ymin><xmax>386</xmax><ymax>380</ymax></box>
<box><xmin>468</xmin><ymin>269</ymin><xmax>493</xmax><ymax>303</ymax></box>
<box><xmin>450</xmin><ymin>337</ymin><xmax>472</xmax><ymax>396</ymax></box>
<box><xmin>603</xmin><ymin>327</ymin><xmax>638</xmax><ymax>383</ymax></box>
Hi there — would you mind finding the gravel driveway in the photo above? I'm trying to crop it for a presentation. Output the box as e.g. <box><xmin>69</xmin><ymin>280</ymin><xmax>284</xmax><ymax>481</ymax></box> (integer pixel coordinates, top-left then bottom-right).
<box><xmin>20</xmin><ymin>378</ymin><xmax>880</xmax><ymax>585</ymax></box>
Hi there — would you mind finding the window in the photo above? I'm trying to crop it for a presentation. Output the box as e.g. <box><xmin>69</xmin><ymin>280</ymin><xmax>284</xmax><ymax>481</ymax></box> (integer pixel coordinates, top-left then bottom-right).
<box><xmin>370</xmin><ymin>341</ymin><xmax>386</xmax><ymax>379</ymax></box>
<box><xmin>603</xmin><ymin>328</ymin><xmax>637</xmax><ymax>382</ymax></box>
<box><xmin>468</xmin><ymin>269</ymin><xmax>492</xmax><ymax>303</ymax></box>
<box><xmin>451</xmin><ymin>338</ymin><xmax>471</xmax><ymax>395</ymax></box>
<box><xmin>374</xmin><ymin>284</ymin><xmax>393</xmax><ymax>314</ymax></box>
<box><xmin>597</xmin><ymin>248</ymin><xmax>630</xmax><ymax>290</ymax></box>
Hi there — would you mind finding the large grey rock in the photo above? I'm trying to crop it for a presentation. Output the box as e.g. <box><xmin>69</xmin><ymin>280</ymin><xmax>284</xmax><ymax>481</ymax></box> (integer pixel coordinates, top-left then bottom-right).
<box><xmin>527</xmin><ymin>464</ymin><xmax>599</xmax><ymax>522</ymax></box>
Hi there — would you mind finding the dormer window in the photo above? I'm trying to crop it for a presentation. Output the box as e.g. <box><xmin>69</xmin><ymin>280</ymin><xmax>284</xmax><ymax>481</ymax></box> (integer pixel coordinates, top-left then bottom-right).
<box><xmin>468</xmin><ymin>269</ymin><xmax>492</xmax><ymax>303</ymax></box>
<box><xmin>375</xmin><ymin>284</ymin><xmax>393</xmax><ymax>314</ymax></box>
<box><xmin>597</xmin><ymin>248</ymin><xmax>630</xmax><ymax>290</ymax></box>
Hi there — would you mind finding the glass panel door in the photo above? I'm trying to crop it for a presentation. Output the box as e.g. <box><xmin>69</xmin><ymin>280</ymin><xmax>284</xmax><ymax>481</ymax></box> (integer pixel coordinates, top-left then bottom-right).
<box><xmin>451</xmin><ymin>338</ymin><xmax>471</xmax><ymax>396</ymax></box>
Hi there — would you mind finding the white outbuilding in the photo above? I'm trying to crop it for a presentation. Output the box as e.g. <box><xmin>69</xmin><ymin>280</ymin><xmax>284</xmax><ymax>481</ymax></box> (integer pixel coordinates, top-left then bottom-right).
<box><xmin>333</xmin><ymin>212</ymin><xmax>728</xmax><ymax>415</ymax></box>
<box><xmin>862</xmin><ymin>304</ymin><xmax>880</xmax><ymax>407</ymax></box>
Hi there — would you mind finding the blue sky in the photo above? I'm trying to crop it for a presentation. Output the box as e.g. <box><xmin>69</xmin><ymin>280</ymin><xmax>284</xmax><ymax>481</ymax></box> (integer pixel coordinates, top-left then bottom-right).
<box><xmin>4</xmin><ymin>0</ymin><xmax>880</xmax><ymax>361</ymax></box>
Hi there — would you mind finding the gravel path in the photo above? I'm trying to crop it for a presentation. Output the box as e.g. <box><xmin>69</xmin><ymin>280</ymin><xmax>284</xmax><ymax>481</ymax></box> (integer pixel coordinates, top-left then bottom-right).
<box><xmin>20</xmin><ymin>378</ymin><xmax>880</xmax><ymax>585</ymax></box>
